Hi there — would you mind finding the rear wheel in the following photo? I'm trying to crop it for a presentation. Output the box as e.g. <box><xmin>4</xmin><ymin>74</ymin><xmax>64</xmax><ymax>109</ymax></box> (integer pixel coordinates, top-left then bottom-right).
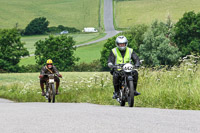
<box><xmin>127</xmin><ymin>81</ymin><xmax>134</xmax><ymax>107</ymax></box>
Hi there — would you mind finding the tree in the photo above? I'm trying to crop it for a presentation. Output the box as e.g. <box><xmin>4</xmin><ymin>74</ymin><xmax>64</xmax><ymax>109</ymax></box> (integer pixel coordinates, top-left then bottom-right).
<box><xmin>173</xmin><ymin>11</ymin><xmax>200</xmax><ymax>56</ymax></box>
<box><xmin>24</xmin><ymin>17</ymin><xmax>49</xmax><ymax>35</ymax></box>
<box><xmin>0</xmin><ymin>29</ymin><xmax>29</xmax><ymax>72</ymax></box>
<box><xmin>34</xmin><ymin>35</ymin><xmax>79</xmax><ymax>71</ymax></box>
<box><xmin>124</xmin><ymin>24</ymin><xmax>148</xmax><ymax>54</ymax></box>
<box><xmin>139</xmin><ymin>20</ymin><xmax>181</xmax><ymax>66</ymax></box>
<box><xmin>100</xmin><ymin>37</ymin><xmax>117</xmax><ymax>70</ymax></box>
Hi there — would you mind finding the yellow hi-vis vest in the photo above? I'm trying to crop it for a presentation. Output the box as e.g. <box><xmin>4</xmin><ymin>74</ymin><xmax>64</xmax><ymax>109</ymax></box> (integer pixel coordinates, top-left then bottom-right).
<box><xmin>112</xmin><ymin>47</ymin><xmax>133</xmax><ymax>65</ymax></box>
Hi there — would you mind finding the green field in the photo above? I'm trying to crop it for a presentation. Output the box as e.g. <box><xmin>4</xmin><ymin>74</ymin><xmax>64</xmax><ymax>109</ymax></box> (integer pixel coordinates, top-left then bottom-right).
<box><xmin>0</xmin><ymin>0</ymin><xmax>99</xmax><ymax>30</ymax></box>
<box><xmin>114</xmin><ymin>0</ymin><xmax>200</xmax><ymax>28</ymax></box>
<box><xmin>19</xmin><ymin>39</ymin><xmax>106</xmax><ymax>66</ymax></box>
<box><xmin>1</xmin><ymin>58</ymin><xmax>200</xmax><ymax>109</ymax></box>
<box><xmin>21</xmin><ymin>33</ymin><xmax>106</xmax><ymax>54</ymax></box>
<box><xmin>75</xmin><ymin>40</ymin><xmax>106</xmax><ymax>63</ymax></box>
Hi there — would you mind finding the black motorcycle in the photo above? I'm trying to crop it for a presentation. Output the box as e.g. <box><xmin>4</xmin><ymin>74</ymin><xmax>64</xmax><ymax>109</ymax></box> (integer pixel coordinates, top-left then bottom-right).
<box><xmin>44</xmin><ymin>74</ymin><xmax>57</xmax><ymax>103</ymax></box>
<box><xmin>113</xmin><ymin>63</ymin><xmax>137</xmax><ymax>107</ymax></box>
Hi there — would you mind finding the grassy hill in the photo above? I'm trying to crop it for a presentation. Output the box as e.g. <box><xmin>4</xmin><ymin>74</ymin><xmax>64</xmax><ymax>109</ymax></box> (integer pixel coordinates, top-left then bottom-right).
<box><xmin>0</xmin><ymin>0</ymin><xmax>100</xmax><ymax>30</ymax></box>
<box><xmin>114</xmin><ymin>0</ymin><xmax>200</xmax><ymax>28</ymax></box>
<box><xmin>21</xmin><ymin>33</ymin><xmax>106</xmax><ymax>54</ymax></box>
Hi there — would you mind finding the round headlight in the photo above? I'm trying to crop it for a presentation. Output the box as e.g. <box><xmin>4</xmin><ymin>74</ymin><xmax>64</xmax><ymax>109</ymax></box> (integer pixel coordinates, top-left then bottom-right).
<box><xmin>123</xmin><ymin>63</ymin><xmax>133</xmax><ymax>72</ymax></box>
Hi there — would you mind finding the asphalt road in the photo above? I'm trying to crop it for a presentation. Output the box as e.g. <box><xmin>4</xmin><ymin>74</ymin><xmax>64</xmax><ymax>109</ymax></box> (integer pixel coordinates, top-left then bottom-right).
<box><xmin>0</xmin><ymin>103</ymin><xmax>200</xmax><ymax>133</ymax></box>
<box><xmin>0</xmin><ymin>98</ymin><xmax>13</xmax><ymax>103</ymax></box>
<box><xmin>75</xmin><ymin>0</ymin><xmax>120</xmax><ymax>47</ymax></box>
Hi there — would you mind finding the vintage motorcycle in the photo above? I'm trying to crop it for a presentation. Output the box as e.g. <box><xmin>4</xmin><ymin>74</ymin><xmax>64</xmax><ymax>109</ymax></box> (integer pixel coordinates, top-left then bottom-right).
<box><xmin>113</xmin><ymin>63</ymin><xmax>137</xmax><ymax>107</ymax></box>
<box><xmin>44</xmin><ymin>74</ymin><xmax>57</xmax><ymax>103</ymax></box>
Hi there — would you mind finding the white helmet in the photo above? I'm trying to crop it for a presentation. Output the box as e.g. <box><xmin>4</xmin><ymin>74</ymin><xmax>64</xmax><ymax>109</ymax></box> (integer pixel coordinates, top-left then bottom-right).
<box><xmin>115</xmin><ymin>36</ymin><xmax>128</xmax><ymax>51</ymax></box>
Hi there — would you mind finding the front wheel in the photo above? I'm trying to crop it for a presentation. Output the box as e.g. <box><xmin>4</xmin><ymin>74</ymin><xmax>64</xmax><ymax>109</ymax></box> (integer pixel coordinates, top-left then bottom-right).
<box><xmin>48</xmin><ymin>84</ymin><xmax>56</xmax><ymax>103</ymax></box>
<box><xmin>119</xmin><ymin>89</ymin><xmax>125</xmax><ymax>106</ymax></box>
<box><xmin>52</xmin><ymin>84</ymin><xmax>56</xmax><ymax>103</ymax></box>
<box><xmin>127</xmin><ymin>81</ymin><xmax>134</xmax><ymax>107</ymax></box>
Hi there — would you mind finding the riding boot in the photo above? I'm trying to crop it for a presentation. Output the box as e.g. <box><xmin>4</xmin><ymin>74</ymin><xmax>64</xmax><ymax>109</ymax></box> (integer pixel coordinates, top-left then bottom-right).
<box><xmin>40</xmin><ymin>83</ymin><xmax>45</xmax><ymax>96</ymax></box>
<box><xmin>56</xmin><ymin>82</ymin><xmax>60</xmax><ymax>95</ymax></box>
<box><xmin>113</xmin><ymin>85</ymin><xmax>119</xmax><ymax>99</ymax></box>
<box><xmin>134</xmin><ymin>83</ymin><xmax>141</xmax><ymax>96</ymax></box>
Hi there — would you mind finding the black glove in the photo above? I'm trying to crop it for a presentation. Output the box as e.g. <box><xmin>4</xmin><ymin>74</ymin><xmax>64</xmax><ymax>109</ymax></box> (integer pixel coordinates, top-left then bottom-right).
<box><xmin>135</xmin><ymin>66</ymin><xmax>140</xmax><ymax>69</ymax></box>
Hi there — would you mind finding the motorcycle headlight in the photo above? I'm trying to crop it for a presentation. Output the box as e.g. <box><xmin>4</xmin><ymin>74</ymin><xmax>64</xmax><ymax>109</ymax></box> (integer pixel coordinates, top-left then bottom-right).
<box><xmin>123</xmin><ymin>63</ymin><xmax>133</xmax><ymax>72</ymax></box>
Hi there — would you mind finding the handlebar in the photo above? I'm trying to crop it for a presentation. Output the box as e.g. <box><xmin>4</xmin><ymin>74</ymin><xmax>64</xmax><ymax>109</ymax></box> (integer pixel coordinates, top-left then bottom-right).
<box><xmin>112</xmin><ymin>63</ymin><xmax>139</xmax><ymax>70</ymax></box>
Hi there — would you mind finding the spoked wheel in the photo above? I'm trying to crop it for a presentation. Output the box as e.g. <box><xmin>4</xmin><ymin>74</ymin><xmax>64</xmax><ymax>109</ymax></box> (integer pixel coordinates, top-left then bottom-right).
<box><xmin>119</xmin><ymin>89</ymin><xmax>125</xmax><ymax>106</ymax></box>
<box><xmin>48</xmin><ymin>84</ymin><xmax>55</xmax><ymax>103</ymax></box>
<box><xmin>48</xmin><ymin>86</ymin><xmax>52</xmax><ymax>103</ymax></box>
<box><xmin>52</xmin><ymin>84</ymin><xmax>56</xmax><ymax>103</ymax></box>
<box><xmin>127</xmin><ymin>81</ymin><xmax>134</xmax><ymax>107</ymax></box>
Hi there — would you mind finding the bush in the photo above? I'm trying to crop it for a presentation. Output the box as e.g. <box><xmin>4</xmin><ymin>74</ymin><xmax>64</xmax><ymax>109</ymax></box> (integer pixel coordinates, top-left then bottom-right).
<box><xmin>139</xmin><ymin>20</ymin><xmax>181</xmax><ymax>66</ymax></box>
<box><xmin>123</xmin><ymin>24</ymin><xmax>148</xmax><ymax>54</ymax></box>
<box><xmin>174</xmin><ymin>11</ymin><xmax>200</xmax><ymax>56</ymax></box>
<box><xmin>73</xmin><ymin>60</ymin><xmax>102</xmax><ymax>71</ymax></box>
<box><xmin>100</xmin><ymin>37</ymin><xmax>117</xmax><ymax>70</ymax></box>
<box><xmin>24</xmin><ymin>17</ymin><xmax>49</xmax><ymax>35</ymax></box>
<box><xmin>20</xmin><ymin>64</ymin><xmax>42</xmax><ymax>73</ymax></box>
<box><xmin>34</xmin><ymin>35</ymin><xmax>79</xmax><ymax>71</ymax></box>
<box><xmin>48</xmin><ymin>25</ymin><xmax>80</xmax><ymax>34</ymax></box>
<box><xmin>0</xmin><ymin>28</ymin><xmax>29</xmax><ymax>72</ymax></box>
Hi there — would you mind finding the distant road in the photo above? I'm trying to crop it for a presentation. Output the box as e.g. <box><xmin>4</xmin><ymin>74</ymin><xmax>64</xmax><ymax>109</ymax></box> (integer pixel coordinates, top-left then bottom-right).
<box><xmin>23</xmin><ymin>0</ymin><xmax>119</xmax><ymax>58</ymax></box>
<box><xmin>75</xmin><ymin>0</ymin><xmax>120</xmax><ymax>47</ymax></box>
<box><xmin>0</xmin><ymin>103</ymin><xmax>200</xmax><ymax>133</ymax></box>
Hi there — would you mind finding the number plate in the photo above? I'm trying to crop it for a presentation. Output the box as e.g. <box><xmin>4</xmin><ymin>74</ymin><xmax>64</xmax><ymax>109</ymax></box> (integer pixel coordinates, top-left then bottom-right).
<box><xmin>49</xmin><ymin>79</ymin><xmax>54</xmax><ymax>83</ymax></box>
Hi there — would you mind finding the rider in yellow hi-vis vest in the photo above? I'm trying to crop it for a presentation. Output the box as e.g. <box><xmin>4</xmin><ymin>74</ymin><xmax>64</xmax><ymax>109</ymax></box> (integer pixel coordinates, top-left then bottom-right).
<box><xmin>108</xmin><ymin>36</ymin><xmax>141</xmax><ymax>99</ymax></box>
<box><xmin>112</xmin><ymin>47</ymin><xmax>133</xmax><ymax>65</ymax></box>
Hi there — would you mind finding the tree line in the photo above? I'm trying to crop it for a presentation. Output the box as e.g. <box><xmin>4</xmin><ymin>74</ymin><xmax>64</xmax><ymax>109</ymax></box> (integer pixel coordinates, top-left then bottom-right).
<box><xmin>19</xmin><ymin>17</ymin><xmax>80</xmax><ymax>35</ymax></box>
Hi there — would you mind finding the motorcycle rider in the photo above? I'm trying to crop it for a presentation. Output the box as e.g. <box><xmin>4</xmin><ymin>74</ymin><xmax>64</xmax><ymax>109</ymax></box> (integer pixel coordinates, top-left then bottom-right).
<box><xmin>107</xmin><ymin>35</ymin><xmax>141</xmax><ymax>99</ymax></box>
<box><xmin>39</xmin><ymin>59</ymin><xmax>62</xmax><ymax>96</ymax></box>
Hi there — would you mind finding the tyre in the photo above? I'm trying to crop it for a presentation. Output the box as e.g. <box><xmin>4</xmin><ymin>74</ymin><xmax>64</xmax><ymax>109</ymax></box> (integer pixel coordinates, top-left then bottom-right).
<box><xmin>119</xmin><ymin>89</ymin><xmax>125</xmax><ymax>106</ymax></box>
<box><xmin>127</xmin><ymin>81</ymin><xmax>134</xmax><ymax>107</ymax></box>
<box><xmin>51</xmin><ymin>84</ymin><xmax>56</xmax><ymax>103</ymax></box>
<box><xmin>48</xmin><ymin>86</ymin><xmax>51</xmax><ymax>103</ymax></box>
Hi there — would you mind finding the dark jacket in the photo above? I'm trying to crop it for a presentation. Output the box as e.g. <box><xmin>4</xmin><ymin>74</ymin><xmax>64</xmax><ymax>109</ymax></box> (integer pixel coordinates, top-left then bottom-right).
<box><xmin>40</xmin><ymin>65</ymin><xmax>60</xmax><ymax>75</ymax></box>
<box><xmin>107</xmin><ymin>47</ymin><xmax>140</xmax><ymax>67</ymax></box>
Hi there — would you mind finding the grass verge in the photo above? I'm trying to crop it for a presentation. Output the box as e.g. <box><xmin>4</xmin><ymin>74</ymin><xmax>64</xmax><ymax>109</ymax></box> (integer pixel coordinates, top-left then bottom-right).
<box><xmin>1</xmin><ymin>58</ymin><xmax>200</xmax><ymax>110</ymax></box>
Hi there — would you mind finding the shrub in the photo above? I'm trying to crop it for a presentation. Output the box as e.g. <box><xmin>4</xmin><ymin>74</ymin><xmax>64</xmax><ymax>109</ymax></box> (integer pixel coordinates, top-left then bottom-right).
<box><xmin>139</xmin><ymin>20</ymin><xmax>181</xmax><ymax>66</ymax></box>
<box><xmin>174</xmin><ymin>11</ymin><xmax>200</xmax><ymax>56</ymax></box>
<box><xmin>0</xmin><ymin>28</ymin><xmax>29</xmax><ymax>72</ymax></box>
<box><xmin>24</xmin><ymin>17</ymin><xmax>49</xmax><ymax>35</ymax></box>
<box><xmin>73</xmin><ymin>60</ymin><xmax>102</xmax><ymax>72</ymax></box>
<box><xmin>34</xmin><ymin>35</ymin><xmax>79</xmax><ymax>71</ymax></box>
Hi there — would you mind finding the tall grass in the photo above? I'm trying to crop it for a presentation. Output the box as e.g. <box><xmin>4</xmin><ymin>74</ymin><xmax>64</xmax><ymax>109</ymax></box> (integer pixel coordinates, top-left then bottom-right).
<box><xmin>114</xmin><ymin>0</ymin><xmax>200</xmax><ymax>28</ymax></box>
<box><xmin>1</xmin><ymin>56</ymin><xmax>200</xmax><ymax>109</ymax></box>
